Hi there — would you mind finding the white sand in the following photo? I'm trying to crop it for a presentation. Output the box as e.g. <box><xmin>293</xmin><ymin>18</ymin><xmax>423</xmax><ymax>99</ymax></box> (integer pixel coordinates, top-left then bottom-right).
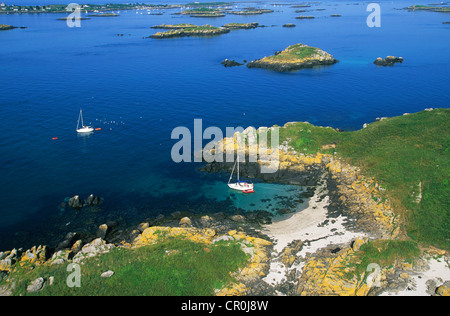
<box><xmin>261</xmin><ymin>178</ymin><xmax>366</xmax><ymax>286</ymax></box>
<box><xmin>261</xmin><ymin>178</ymin><xmax>450</xmax><ymax>295</ymax></box>
<box><xmin>381</xmin><ymin>257</ymin><xmax>450</xmax><ymax>296</ymax></box>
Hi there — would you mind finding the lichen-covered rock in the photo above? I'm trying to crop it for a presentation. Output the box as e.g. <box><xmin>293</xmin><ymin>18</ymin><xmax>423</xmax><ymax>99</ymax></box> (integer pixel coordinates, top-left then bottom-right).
<box><xmin>436</xmin><ymin>281</ymin><xmax>450</xmax><ymax>296</ymax></box>
<box><xmin>72</xmin><ymin>238</ymin><xmax>114</xmax><ymax>263</ymax></box>
<box><xmin>297</xmin><ymin>247</ymin><xmax>371</xmax><ymax>296</ymax></box>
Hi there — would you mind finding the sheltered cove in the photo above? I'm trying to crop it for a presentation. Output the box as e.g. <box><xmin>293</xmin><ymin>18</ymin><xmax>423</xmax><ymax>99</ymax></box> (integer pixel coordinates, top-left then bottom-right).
<box><xmin>2</xmin><ymin>110</ymin><xmax>448</xmax><ymax>296</ymax></box>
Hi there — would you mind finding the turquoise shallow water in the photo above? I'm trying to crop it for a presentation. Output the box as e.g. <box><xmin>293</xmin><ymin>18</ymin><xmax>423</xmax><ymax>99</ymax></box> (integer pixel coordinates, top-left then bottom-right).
<box><xmin>0</xmin><ymin>0</ymin><xmax>449</xmax><ymax>249</ymax></box>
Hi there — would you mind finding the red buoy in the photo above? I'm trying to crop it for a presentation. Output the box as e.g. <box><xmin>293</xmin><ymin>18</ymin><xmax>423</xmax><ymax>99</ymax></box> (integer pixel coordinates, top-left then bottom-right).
<box><xmin>52</xmin><ymin>137</ymin><xmax>58</xmax><ymax>140</ymax></box>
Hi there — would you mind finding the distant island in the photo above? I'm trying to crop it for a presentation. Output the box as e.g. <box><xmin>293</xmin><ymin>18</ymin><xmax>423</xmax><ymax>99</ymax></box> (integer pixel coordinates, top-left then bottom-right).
<box><xmin>247</xmin><ymin>43</ymin><xmax>338</xmax><ymax>71</ymax></box>
<box><xmin>222</xmin><ymin>22</ymin><xmax>259</xmax><ymax>29</ymax></box>
<box><xmin>0</xmin><ymin>24</ymin><xmax>15</xmax><ymax>30</ymax></box>
<box><xmin>88</xmin><ymin>13</ymin><xmax>119</xmax><ymax>17</ymax></box>
<box><xmin>0</xmin><ymin>3</ymin><xmax>181</xmax><ymax>14</ymax></box>
<box><xmin>404</xmin><ymin>5</ymin><xmax>450</xmax><ymax>12</ymax></box>
<box><xmin>231</xmin><ymin>8</ymin><xmax>274</xmax><ymax>15</ymax></box>
<box><xmin>148</xmin><ymin>24</ymin><xmax>230</xmax><ymax>39</ymax></box>
<box><xmin>176</xmin><ymin>7</ymin><xmax>225</xmax><ymax>18</ymax></box>
<box><xmin>0</xmin><ymin>24</ymin><xmax>26</xmax><ymax>30</ymax></box>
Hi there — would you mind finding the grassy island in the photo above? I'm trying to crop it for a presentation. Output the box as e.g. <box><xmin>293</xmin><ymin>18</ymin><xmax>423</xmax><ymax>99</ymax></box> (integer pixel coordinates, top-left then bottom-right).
<box><xmin>405</xmin><ymin>5</ymin><xmax>450</xmax><ymax>12</ymax></box>
<box><xmin>222</xmin><ymin>22</ymin><xmax>259</xmax><ymax>29</ymax></box>
<box><xmin>149</xmin><ymin>24</ymin><xmax>230</xmax><ymax>39</ymax></box>
<box><xmin>247</xmin><ymin>43</ymin><xmax>338</xmax><ymax>71</ymax></box>
<box><xmin>178</xmin><ymin>8</ymin><xmax>225</xmax><ymax>17</ymax></box>
<box><xmin>231</xmin><ymin>8</ymin><xmax>274</xmax><ymax>15</ymax></box>
<box><xmin>88</xmin><ymin>13</ymin><xmax>119</xmax><ymax>17</ymax></box>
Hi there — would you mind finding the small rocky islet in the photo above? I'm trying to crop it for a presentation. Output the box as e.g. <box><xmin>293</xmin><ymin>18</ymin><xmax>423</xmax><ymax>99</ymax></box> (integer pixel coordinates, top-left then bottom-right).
<box><xmin>374</xmin><ymin>56</ymin><xmax>404</xmax><ymax>66</ymax></box>
<box><xmin>0</xmin><ymin>24</ymin><xmax>26</xmax><ymax>31</ymax></box>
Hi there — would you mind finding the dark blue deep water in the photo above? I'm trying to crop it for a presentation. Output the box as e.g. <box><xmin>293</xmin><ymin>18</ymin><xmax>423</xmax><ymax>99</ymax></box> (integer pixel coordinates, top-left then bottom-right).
<box><xmin>0</xmin><ymin>1</ymin><xmax>449</xmax><ymax>249</ymax></box>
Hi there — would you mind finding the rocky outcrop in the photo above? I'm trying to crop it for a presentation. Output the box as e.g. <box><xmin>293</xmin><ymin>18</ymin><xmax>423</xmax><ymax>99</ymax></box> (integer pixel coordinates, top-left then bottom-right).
<box><xmin>282</xmin><ymin>23</ymin><xmax>296</xmax><ymax>27</ymax></box>
<box><xmin>0</xmin><ymin>24</ymin><xmax>17</xmax><ymax>31</ymax></box>
<box><xmin>247</xmin><ymin>43</ymin><xmax>338</xmax><ymax>72</ymax></box>
<box><xmin>221</xmin><ymin>59</ymin><xmax>243</xmax><ymax>67</ymax></box>
<box><xmin>374</xmin><ymin>56</ymin><xmax>404</xmax><ymax>66</ymax></box>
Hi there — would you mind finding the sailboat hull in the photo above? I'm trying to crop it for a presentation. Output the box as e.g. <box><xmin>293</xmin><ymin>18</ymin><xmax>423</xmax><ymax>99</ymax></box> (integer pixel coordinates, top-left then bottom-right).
<box><xmin>228</xmin><ymin>183</ymin><xmax>254</xmax><ymax>191</ymax></box>
<box><xmin>77</xmin><ymin>126</ymin><xmax>94</xmax><ymax>133</ymax></box>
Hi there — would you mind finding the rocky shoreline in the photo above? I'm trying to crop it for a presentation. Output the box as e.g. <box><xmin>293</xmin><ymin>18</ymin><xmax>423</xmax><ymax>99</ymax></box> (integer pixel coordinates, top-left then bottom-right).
<box><xmin>1</xmin><ymin>121</ymin><xmax>449</xmax><ymax>296</ymax></box>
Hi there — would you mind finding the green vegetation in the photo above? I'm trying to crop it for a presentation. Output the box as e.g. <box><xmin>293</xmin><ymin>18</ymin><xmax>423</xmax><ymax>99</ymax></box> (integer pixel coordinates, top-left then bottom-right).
<box><xmin>267</xmin><ymin>44</ymin><xmax>321</xmax><ymax>62</ymax></box>
<box><xmin>149</xmin><ymin>24</ymin><xmax>230</xmax><ymax>39</ymax></box>
<box><xmin>405</xmin><ymin>5</ymin><xmax>450</xmax><ymax>12</ymax></box>
<box><xmin>7</xmin><ymin>237</ymin><xmax>249</xmax><ymax>296</ymax></box>
<box><xmin>222</xmin><ymin>22</ymin><xmax>259</xmax><ymax>29</ymax></box>
<box><xmin>280</xmin><ymin>109</ymin><xmax>450</xmax><ymax>249</ymax></box>
<box><xmin>0</xmin><ymin>24</ymin><xmax>15</xmax><ymax>30</ymax></box>
<box><xmin>179</xmin><ymin>7</ymin><xmax>225</xmax><ymax>17</ymax></box>
<box><xmin>0</xmin><ymin>3</ymin><xmax>180</xmax><ymax>14</ymax></box>
<box><xmin>186</xmin><ymin>2</ymin><xmax>231</xmax><ymax>6</ymax></box>
<box><xmin>346</xmin><ymin>240</ymin><xmax>420</xmax><ymax>281</ymax></box>
<box><xmin>231</xmin><ymin>9</ymin><xmax>274</xmax><ymax>15</ymax></box>
<box><xmin>151</xmin><ymin>23</ymin><xmax>198</xmax><ymax>29</ymax></box>
<box><xmin>88</xmin><ymin>13</ymin><xmax>119</xmax><ymax>17</ymax></box>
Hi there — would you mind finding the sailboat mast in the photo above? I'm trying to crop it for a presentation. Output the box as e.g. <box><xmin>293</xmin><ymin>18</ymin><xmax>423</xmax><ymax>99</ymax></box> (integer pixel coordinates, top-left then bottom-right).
<box><xmin>80</xmin><ymin>109</ymin><xmax>84</xmax><ymax>127</ymax></box>
<box><xmin>77</xmin><ymin>110</ymin><xmax>81</xmax><ymax>129</ymax></box>
<box><xmin>237</xmin><ymin>155</ymin><xmax>239</xmax><ymax>182</ymax></box>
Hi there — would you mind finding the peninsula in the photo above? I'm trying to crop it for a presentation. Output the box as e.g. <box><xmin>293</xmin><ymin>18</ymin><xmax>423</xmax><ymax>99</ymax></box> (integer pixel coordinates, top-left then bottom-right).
<box><xmin>1</xmin><ymin>109</ymin><xmax>448</xmax><ymax>297</ymax></box>
<box><xmin>247</xmin><ymin>43</ymin><xmax>338</xmax><ymax>71</ymax></box>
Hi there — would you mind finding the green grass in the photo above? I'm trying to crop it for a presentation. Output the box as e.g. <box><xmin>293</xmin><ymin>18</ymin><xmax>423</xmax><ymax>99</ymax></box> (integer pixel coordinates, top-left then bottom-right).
<box><xmin>6</xmin><ymin>238</ymin><xmax>249</xmax><ymax>296</ymax></box>
<box><xmin>345</xmin><ymin>240</ymin><xmax>420</xmax><ymax>281</ymax></box>
<box><xmin>280</xmin><ymin>109</ymin><xmax>450</xmax><ymax>249</ymax></box>
<box><xmin>266</xmin><ymin>44</ymin><xmax>320</xmax><ymax>62</ymax></box>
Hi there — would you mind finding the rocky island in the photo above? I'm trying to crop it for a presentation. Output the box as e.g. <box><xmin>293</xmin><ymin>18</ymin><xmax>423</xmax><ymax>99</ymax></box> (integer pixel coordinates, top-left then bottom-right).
<box><xmin>247</xmin><ymin>43</ymin><xmax>338</xmax><ymax>72</ymax></box>
<box><xmin>177</xmin><ymin>7</ymin><xmax>225</xmax><ymax>17</ymax></box>
<box><xmin>222</xmin><ymin>22</ymin><xmax>259</xmax><ymax>29</ymax></box>
<box><xmin>0</xmin><ymin>24</ymin><xmax>18</xmax><ymax>30</ymax></box>
<box><xmin>88</xmin><ymin>13</ymin><xmax>120</xmax><ymax>17</ymax></box>
<box><xmin>405</xmin><ymin>5</ymin><xmax>450</xmax><ymax>12</ymax></box>
<box><xmin>374</xmin><ymin>56</ymin><xmax>404</xmax><ymax>66</ymax></box>
<box><xmin>148</xmin><ymin>24</ymin><xmax>230</xmax><ymax>39</ymax></box>
<box><xmin>231</xmin><ymin>8</ymin><xmax>274</xmax><ymax>15</ymax></box>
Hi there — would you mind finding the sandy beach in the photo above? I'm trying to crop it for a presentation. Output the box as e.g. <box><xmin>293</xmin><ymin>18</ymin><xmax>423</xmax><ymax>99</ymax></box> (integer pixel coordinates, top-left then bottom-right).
<box><xmin>261</xmin><ymin>177</ymin><xmax>449</xmax><ymax>296</ymax></box>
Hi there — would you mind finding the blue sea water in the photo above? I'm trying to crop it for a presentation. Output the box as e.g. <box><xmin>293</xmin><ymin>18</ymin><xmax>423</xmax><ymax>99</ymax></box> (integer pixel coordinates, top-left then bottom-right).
<box><xmin>0</xmin><ymin>1</ymin><xmax>449</xmax><ymax>249</ymax></box>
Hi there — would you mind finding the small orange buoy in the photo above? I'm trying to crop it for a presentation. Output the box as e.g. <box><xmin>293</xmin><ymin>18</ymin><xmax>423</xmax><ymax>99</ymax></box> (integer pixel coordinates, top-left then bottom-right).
<box><xmin>95</xmin><ymin>128</ymin><xmax>101</xmax><ymax>131</ymax></box>
<box><xmin>52</xmin><ymin>137</ymin><xmax>58</xmax><ymax>140</ymax></box>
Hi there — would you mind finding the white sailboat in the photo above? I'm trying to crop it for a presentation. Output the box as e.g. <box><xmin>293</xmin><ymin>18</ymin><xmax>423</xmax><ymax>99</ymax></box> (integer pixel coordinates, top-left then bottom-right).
<box><xmin>228</xmin><ymin>155</ymin><xmax>254</xmax><ymax>193</ymax></box>
<box><xmin>76</xmin><ymin>109</ymin><xmax>94</xmax><ymax>133</ymax></box>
